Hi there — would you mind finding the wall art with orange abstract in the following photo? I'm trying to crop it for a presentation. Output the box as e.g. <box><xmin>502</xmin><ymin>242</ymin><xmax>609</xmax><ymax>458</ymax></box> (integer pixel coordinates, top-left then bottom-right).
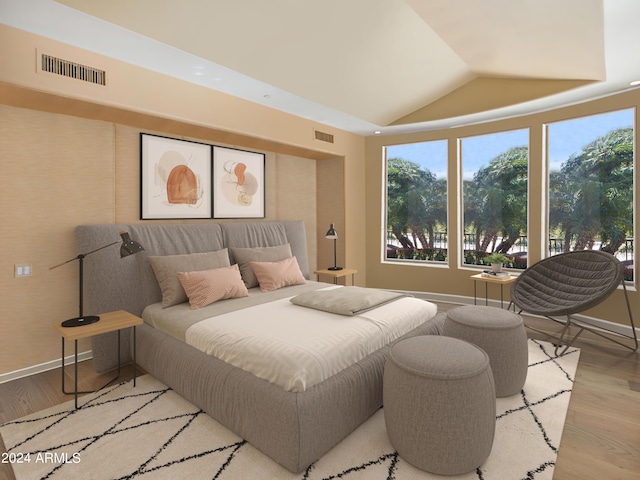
<box><xmin>140</xmin><ymin>133</ymin><xmax>212</xmax><ymax>219</ymax></box>
<box><xmin>213</xmin><ymin>146</ymin><xmax>265</xmax><ymax>218</ymax></box>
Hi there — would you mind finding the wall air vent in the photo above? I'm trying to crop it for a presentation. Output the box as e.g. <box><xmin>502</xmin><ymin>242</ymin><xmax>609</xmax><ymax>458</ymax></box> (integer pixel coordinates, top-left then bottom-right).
<box><xmin>41</xmin><ymin>54</ymin><xmax>106</xmax><ymax>86</ymax></box>
<box><xmin>314</xmin><ymin>130</ymin><xmax>334</xmax><ymax>144</ymax></box>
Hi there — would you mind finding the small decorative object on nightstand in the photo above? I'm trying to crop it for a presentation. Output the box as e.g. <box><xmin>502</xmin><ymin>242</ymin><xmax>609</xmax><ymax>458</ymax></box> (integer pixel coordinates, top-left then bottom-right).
<box><xmin>324</xmin><ymin>223</ymin><xmax>342</xmax><ymax>271</ymax></box>
<box><xmin>54</xmin><ymin>310</ymin><xmax>143</xmax><ymax>409</ymax></box>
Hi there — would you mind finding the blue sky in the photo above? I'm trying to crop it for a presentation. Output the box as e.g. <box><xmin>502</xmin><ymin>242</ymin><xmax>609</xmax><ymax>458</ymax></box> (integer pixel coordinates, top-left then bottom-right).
<box><xmin>386</xmin><ymin>108</ymin><xmax>634</xmax><ymax>178</ymax></box>
<box><xmin>461</xmin><ymin>129</ymin><xmax>528</xmax><ymax>179</ymax></box>
<box><xmin>547</xmin><ymin>108</ymin><xmax>634</xmax><ymax>171</ymax></box>
<box><xmin>386</xmin><ymin>140</ymin><xmax>448</xmax><ymax>178</ymax></box>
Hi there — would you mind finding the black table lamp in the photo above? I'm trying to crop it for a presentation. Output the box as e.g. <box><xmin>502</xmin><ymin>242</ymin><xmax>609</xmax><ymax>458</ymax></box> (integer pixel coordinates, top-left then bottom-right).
<box><xmin>325</xmin><ymin>223</ymin><xmax>342</xmax><ymax>271</ymax></box>
<box><xmin>50</xmin><ymin>231</ymin><xmax>144</xmax><ymax>327</ymax></box>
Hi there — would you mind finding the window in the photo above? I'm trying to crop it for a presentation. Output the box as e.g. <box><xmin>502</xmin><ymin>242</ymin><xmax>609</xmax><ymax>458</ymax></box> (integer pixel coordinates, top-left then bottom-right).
<box><xmin>547</xmin><ymin>109</ymin><xmax>635</xmax><ymax>281</ymax></box>
<box><xmin>461</xmin><ymin>130</ymin><xmax>529</xmax><ymax>269</ymax></box>
<box><xmin>385</xmin><ymin>140</ymin><xmax>448</xmax><ymax>262</ymax></box>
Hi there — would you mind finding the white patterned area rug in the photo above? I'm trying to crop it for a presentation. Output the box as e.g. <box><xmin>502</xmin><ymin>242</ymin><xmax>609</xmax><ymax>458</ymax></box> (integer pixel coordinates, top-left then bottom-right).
<box><xmin>1</xmin><ymin>339</ymin><xmax>579</xmax><ymax>480</ymax></box>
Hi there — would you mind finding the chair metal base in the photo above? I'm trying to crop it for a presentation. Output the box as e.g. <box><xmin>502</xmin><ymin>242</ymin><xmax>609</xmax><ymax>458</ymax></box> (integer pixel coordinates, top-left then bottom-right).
<box><xmin>511</xmin><ymin>281</ymin><xmax>638</xmax><ymax>355</ymax></box>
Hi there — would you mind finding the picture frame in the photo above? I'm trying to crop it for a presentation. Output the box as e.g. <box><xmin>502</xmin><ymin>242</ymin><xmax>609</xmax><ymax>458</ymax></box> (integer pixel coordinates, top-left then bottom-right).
<box><xmin>213</xmin><ymin>146</ymin><xmax>265</xmax><ymax>218</ymax></box>
<box><xmin>140</xmin><ymin>133</ymin><xmax>212</xmax><ymax>219</ymax></box>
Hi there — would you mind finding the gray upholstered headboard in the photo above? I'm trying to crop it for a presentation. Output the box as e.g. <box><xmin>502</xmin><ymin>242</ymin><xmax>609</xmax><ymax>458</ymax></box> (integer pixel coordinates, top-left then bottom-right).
<box><xmin>74</xmin><ymin>221</ymin><xmax>309</xmax><ymax>371</ymax></box>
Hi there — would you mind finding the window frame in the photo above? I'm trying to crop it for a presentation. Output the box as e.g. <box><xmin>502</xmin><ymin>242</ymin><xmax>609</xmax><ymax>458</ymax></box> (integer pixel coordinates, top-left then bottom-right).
<box><xmin>458</xmin><ymin>128</ymin><xmax>530</xmax><ymax>272</ymax></box>
<box><xmin>545</xmin><ymin>108</ymin><xmax>636</xmax><ymax>284</ymax></box>
<box><xmin>382</xmin><ymin>140</ymin><xmax>449</xmax><ymax>267</ymax></box>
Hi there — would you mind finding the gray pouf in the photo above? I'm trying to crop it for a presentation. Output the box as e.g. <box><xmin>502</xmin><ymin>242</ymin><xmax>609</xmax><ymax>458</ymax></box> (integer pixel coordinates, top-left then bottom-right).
<box><xmin>383</xmin><ymin>336</ymin><xmax>496</xmax><ymax>475</ymax></box>
<box><xmin>444</xmin><ymin>305</ymin><xmax>528</xmax><ymax>397</ymax></box>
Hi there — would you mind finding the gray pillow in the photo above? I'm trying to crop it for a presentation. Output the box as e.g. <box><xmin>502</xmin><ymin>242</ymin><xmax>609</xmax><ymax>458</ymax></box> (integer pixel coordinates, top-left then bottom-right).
<box><xmin>149</xmin><ymin>249</ymin><xmax>230</xmax><ymax>307</ymax></box>
<box><xmin>230</xmin><ymin>244</ymin><xmax>293</xmax><ymax>288</ymax></box>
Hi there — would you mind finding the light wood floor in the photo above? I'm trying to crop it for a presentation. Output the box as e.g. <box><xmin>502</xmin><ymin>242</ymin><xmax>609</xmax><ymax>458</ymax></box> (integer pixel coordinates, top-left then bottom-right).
<box><xmin>436</xmin><ymin>303</ymin><xmax>640</xmax><ymax>480</ymax></box>
<box><xmin>1</xmin><ymin>305</ymin><xmax>638</xmax><ymax>480</ymax></box>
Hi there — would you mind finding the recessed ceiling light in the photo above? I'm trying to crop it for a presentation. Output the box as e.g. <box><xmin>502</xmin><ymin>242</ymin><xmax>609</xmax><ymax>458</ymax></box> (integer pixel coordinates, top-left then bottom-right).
<box><xmin>374</xmin><ymin>130</ymin><xmax>381</xmax><ymax>135</ymax></box>
<box><xmin>630</xmin><ymin>80</ymin><xmax>640</xmax><ymax>86</ymax></box>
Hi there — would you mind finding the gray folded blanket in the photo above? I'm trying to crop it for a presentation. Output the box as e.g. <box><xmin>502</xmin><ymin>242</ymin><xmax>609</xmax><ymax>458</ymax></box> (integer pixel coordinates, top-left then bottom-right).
<box><xmin>290</xmin><ymin>286</ymin><xmax>408</xmax><ymax>316</ymax></box>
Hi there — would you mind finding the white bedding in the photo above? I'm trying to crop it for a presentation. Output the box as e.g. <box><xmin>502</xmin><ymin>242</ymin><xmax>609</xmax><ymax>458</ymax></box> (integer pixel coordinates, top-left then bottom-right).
<box><xmin>185</xmin><ymin>287</ymin><xmax>437</xmax><ymax>392</ymax></box>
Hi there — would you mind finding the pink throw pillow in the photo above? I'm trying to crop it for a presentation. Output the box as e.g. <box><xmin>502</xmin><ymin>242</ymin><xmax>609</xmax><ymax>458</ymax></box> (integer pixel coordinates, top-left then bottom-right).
<box><xmin>178</xmin><ymin>264</ymin><xmax>249</xmax><ymax>309</ymax></box>
<box><xmin>250</xmin><ymin>256</ymin><xmax>306</xmax><ymax>292</ymax></box>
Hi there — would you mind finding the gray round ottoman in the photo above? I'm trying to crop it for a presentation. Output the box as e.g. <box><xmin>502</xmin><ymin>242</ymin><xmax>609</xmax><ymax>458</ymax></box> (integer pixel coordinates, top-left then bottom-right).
<box><xmin>383</xmin><ymin>336</ymin><xmax>496</xmax><ymax>475</ymax></box>
<box><xmin>444</xmin><ymin>305</ymin><xmax>528</xmax><ymax>397</ymax></box>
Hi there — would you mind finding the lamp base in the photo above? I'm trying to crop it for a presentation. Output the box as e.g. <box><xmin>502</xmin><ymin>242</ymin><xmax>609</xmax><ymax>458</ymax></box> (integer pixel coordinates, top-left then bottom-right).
<box><xmin>328</xmin><ymin>266</ymin><xmax>343</xmax><ymax>271</ymax></box>
<box><xmin>61</xmin><ymin>315</ymin><xmax>100</xmax><ymax>328</ymax></box>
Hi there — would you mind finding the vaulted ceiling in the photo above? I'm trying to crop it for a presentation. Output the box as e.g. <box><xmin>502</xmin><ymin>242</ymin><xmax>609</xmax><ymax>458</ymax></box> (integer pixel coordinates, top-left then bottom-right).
<box><xmin>2</xmin><ymin>0</ymin><xmax>640</xmax><ymax>135</ymax></box>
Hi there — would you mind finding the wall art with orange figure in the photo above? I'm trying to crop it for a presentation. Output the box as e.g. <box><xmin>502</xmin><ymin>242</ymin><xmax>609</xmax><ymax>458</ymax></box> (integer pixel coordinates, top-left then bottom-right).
<box><xmin>213</xmin><ymin>146</ymin><xmax>265</xmax><ymax>218</ymax></box>
<box><xmin>140</xmin><ymin>133</ymin><xmax>212</xmax><ymax>219</ymax></box>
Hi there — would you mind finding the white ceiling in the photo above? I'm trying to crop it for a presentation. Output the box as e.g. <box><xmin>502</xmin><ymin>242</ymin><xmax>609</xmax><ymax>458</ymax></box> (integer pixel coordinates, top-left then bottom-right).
<box><xmin>2</xmin><ymin>0</ymin><xmax>640</xmax><ymax>136</ymax></box>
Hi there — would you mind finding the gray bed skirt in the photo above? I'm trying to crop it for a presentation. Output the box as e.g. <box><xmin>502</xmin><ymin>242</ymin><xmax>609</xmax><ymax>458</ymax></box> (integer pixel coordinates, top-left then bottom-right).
<box><xmin>134</xmin><ymin>312</ymin><xmax>446</xmax><ymax>473</ymax></box>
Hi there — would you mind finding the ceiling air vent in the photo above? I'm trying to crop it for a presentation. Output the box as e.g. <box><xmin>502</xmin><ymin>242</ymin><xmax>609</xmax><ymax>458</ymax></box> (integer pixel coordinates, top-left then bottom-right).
<box><xmin>314</xmin><ymin>129</ymin><xmax>334</xmax><ymax>144</ymax></box>
<box><xmin>41</xmin><ymin>53</ymin><xmax>106</xmax><ymax>86</ymax></box>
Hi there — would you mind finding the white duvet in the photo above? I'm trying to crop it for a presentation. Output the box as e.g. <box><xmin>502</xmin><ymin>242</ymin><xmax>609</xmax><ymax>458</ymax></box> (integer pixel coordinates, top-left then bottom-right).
<box><xmin>185</xmin><ymin>287</ymin><xmax>437</xmax><ymax>392</ymax></box>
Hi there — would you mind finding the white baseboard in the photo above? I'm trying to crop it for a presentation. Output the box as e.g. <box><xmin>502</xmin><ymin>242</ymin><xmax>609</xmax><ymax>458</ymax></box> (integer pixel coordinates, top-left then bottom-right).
<box><xmin>390</xmin><ymin>289</ymin><xmax>639</xmax><ymax>338</ymax></box>
<box><xmin>0</xmin><ymin>351</ymin><xmax>92</xmax><ymax>385</ymax></box>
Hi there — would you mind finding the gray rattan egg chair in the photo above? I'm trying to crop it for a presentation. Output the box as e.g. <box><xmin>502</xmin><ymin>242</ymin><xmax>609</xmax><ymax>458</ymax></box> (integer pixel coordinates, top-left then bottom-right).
<box><xmin>509</xmin><ymin>250</ymin><xmax>638</xmax><ymax>354</ymax></box>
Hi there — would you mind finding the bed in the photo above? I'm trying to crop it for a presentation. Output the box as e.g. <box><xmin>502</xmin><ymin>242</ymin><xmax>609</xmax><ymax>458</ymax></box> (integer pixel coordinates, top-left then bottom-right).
<box><xmin>75</xmin><ymin>221</ymin><xmax>445</xmax><ymax>473</ymax></box>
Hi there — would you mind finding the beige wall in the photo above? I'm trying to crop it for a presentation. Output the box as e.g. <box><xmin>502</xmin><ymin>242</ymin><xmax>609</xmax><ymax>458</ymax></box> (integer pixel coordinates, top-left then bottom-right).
<box><xmin>365</xmin><ymin>88</ymin><xmax>640</xmax><ymax>327</ymax></box>
<box><xmin>0</xmin><ymin>25</ymin><xmax>366</xmax><ymax>376</ymax></box>
<box><xmin>317</xmin><ymin>157</ymin><xmax>346</xmax><ymax>271</ymax></box>
<box><xmin>0</xmin><ymin>105</ymin><xmax>115</xmax><ymax>373</ymax></box>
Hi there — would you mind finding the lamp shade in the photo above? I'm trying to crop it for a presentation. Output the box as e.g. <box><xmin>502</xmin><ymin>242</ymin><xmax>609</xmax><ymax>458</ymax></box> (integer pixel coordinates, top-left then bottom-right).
<box><xmin>119</xmin><ymin>231</ymin><xmax>145</xmax><ymax>257</ymax></box>
<box><xmin>325</xmin><ymin>224</ymin><xmax>338</xmax><ymax>239</ymax></box>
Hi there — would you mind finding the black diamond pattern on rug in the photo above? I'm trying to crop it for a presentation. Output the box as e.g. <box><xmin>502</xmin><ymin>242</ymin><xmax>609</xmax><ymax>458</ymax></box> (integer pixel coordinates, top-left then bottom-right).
<box><xmin>1</xmin><ymin>339</ymin><xmax>579</xmax><ymax>480</ymax></box>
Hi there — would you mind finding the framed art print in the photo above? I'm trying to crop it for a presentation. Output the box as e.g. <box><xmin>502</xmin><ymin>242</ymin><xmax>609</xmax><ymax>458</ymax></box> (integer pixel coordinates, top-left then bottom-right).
<box><xmin>140</xmin><ymin>133</ymin><xmax>212</xmax><ymax>219</ymax></box>
<box><xmin>213</xmin><ymin>146</ymin><xmax>265</xmax><ymax>218</ymax></box>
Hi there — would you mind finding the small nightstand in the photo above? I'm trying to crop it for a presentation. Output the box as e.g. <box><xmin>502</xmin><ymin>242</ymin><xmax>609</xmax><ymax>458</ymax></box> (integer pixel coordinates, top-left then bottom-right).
<box><xmin>54</xmin><ymin>310</ymin><xmax>143</xmax><ymax>409</ymax></box>
<box><xmin>470</xmin><ymin>273</ymin><xmax>517</xmax><ymax>310</ymax></box>
<box><xmin>314</xmin><ymin>268</ymin><xmax>358</xmax><ymax>286</ymax></box>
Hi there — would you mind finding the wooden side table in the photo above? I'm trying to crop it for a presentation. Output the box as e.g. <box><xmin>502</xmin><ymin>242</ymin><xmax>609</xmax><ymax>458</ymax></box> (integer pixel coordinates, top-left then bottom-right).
<box><xmin>54</xmin><ymin>310</ymin><xmax>143</xmax><ymax>409</ymax></box>
<box><xmin>470</xmin><ymin>273</ymin><xmax>517</xmax><ymax>310</ymax></box>
<box><xmin>314</xmin><ymin>268</ymin><xmax>358</xmax><ymax>286</ymax></box>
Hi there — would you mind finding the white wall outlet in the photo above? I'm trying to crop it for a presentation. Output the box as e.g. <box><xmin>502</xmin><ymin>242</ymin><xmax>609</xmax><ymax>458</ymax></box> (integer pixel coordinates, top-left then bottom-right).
<box><xmin>15</xmin><ymin>263</ymin><xmax>32</xmax><ymax>278</ymax></box>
